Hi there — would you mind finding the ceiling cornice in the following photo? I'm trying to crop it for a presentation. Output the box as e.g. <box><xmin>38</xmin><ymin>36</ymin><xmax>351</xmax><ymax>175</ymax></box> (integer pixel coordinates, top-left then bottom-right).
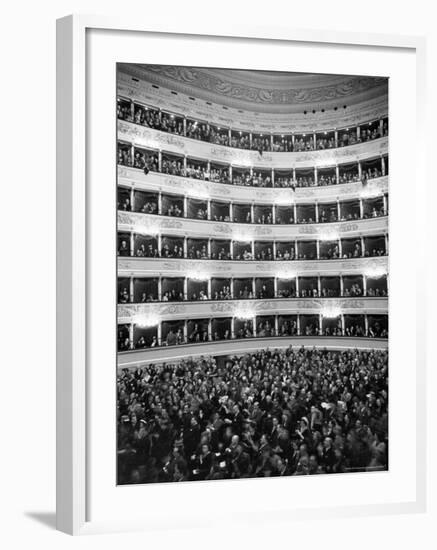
<box><xmin>122</xmin><ymin>64</ymin><xmax>388</xmax><ymax>115</ymax></box>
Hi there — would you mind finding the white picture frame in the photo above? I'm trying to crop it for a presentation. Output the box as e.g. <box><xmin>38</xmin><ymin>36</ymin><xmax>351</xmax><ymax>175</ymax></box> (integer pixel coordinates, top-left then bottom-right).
<box><xmin>56</xmin><ymin>14</ymin><xmax>427</xmax><ymax>535</ymax></box>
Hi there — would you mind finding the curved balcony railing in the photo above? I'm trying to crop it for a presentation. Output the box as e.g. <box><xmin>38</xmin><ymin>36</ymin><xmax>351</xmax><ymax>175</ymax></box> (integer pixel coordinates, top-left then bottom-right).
<box><xmin>117</xmin><ymin>273</ymin><xmax>387</xmax><ymax>305</ymax></box>
<box><xmin>117</xmin><ymin>224</ymin><xmax>388</xmax><ymax>264</ymax></box>
<box><xmin>118</xmin><ymin>255</ymin><xmax>388</xmax><ymax>278</ymax></box>
<box><xmin>117</xmin><ymin>329</ymin><xmax>389</xmax><ymax>366</ymax></box>
<box><xmin>118</xmin><ymin>167</ymin><xmax>388</xmax><ymax>205</ymax></box>
<box><xmin>117</xmin><ymin>208</ymin><xmax>388</xmax><ymax>238</ymax></box>
<box><xmin>117</xmin><ymin>97</ymin><xmax>388</xmax><ymax>153</ymax></box>
<box><xmin>118</xmin><ymin>120</ymin><xmax>389</xmax><ymax>171</ymax></box>
<box><xmin>117</xmin><ymin>336</ymin><xmax>389</xmax><ymax>367</ymax></box>
<box><xmin>118</xmin><ymin>297</ymin><xmax>387</xmax><ymax>323</ymax></box>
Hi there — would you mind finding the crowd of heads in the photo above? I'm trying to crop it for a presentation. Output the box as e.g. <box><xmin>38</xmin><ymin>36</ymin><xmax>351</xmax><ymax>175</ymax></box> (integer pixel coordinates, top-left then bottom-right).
<box><xmin>188</xmin><ymin>323</ymin><xmax>209</xmax><ymax>343</ymax></box>
<box><xmin>118</xmin><ymin>237</ymin><xmax>386</xmax><ymax>261</ymax></box>
<box><xmin>136</xmin><ymin>242</ymin><xmax>159</xmax><ymax>258</ymax></box>
<box><xmin>344</xmin><ymin>283</ymin><xmax>363</xmax><ymax>297</ymax></box>
<box><xmin>140</xmin><ymin>200</ymin><xmax>158</xmax><ymax>214</ymax></box>
<box><xmin>213</xmin><ymin>284</ymin><xmax>232</xmax><ymax>301</ymax></box>
<box><xmin>120</xmin><ymin>190</ymin><xmax>386</xmax><ymax>225</ymax></box>
<box><xmin>119</xmin><ymin>99</ymin><xmax>388</xmax><ymax>154</ymax></box>
<box><xmin>210</xmin><ymin>247</ymin><xmax>232</xmax><ymax>261</ymax></box>
<box><xmin>162</xmin><ymin>289</ymin><xmax>184</xmax><ymax>302</ymax></box>
<box><xmin>118</xmin><ymin>313</ymin><xmax>388</xmax><ymax>351</ymax></box>
<box><xmin>188</xmin><ymin>243</ymin><xmax>209</xmax><ymax>260</ymax></box>
<box><xmin>319</xmin><ymin>243</ymin><xmax>340</xmax><ymax>260</ymax></box>
<box><xmin>254</xmin><ymin>248</ymin><xmax>274</xmax><ymax>261</ymax></box>
<box><xmin>119</xmin><ymin>275</ymin><xmax>388</xmax><ymax>305</ymax></box>
<box><xmin>117</xmin><ymin>346</ymin><xmax>388</xmax><ymax>484</ymax></box>
<box><xmin>161</xmin><ymin>243</ymin><xmax>184</xmax><ymax>258</ymax></box>
<box><xmin>276</xmin><ymin>247</ymin><xmax>296</xmax><ymax>260</ymax></box>
<box><xmin>118</xmin><ymin>141</ymin><xmax>387</xmax><ymax>192</ymax></box>
<box><xmin>321</xmin><ymin>322</ymin><xmax>343</xmax><ymax>336</ymax></box>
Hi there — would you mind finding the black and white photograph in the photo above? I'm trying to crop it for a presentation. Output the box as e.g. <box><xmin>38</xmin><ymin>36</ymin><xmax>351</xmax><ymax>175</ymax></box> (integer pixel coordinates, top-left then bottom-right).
<box><xmin>116</xmin><ymin>64</ymin><xmax>389</xmax><ymax>485</ymax></box>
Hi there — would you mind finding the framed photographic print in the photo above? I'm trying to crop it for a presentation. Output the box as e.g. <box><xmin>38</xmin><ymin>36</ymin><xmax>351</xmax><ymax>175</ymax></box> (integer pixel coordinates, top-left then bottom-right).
<box><xmin>56</xmin><ymin>15</ymin><xmax>427</xmax><ymax>535</ymax></box>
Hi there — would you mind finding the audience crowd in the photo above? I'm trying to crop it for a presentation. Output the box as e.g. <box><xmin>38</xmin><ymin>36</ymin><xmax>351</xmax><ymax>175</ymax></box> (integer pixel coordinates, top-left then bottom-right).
<box><xmin>118</xmin><ymin>99</ymin><xmax>388</xmax><ymax>154</ymax></box>
<box><xmin>118</xmin><ymin>142</ymin><xmax>386</xmax><ymax>190</ymax></box>
<box><xmin>117</xmin><ymin>347</ymin><xmax>388</xmax><ymax>484</ymax></box>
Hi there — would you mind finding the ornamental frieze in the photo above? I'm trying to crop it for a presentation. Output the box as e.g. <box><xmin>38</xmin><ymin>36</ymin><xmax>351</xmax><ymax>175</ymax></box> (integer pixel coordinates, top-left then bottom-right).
<box><xmin>117</xmin><ymin>297</ymin><xmax>387</xmax><ymax>324</ymax></box>
<box><xmin>118</xmin><ymin>69</ymin><xmax>388</xmax><ymax>132</ymax></box>
<box><xmin>212</xmin><ymin>224</ymin><xmax>233</xmax><ymax>235</ymax></box>
<box><xmin>211</xmin><ymin>303</ymin><xmax>235</xmax><ymax>313</ymax></box>
<box><xmin>210</xmin><ymin>147</ymin><xmax>273</xmax><ymax>164</ymax></box>
<box><xmin>118</xmin><ymin>121</ymin><xmax>186</xmax><ymax>149</ymax></box>
<box><xmin>159</xmin><ymin>304</ymin><xmax>187</xmax><ymax>315</ymax></box>
<box><xmin>119</xmin><ymin>211</ymin><xmax>387</xmax><ymax>240</ymax></box>
<box><xmin>118</xmin><ymin>256</ymin><xmax>388</xmax><ymax>278</ymax></box>
<box><xmin>298</xmin><ymin>223</ymin><xmax>359</xmax><ymax>235</ymax></box>
<box><xmin>143</xmin><ymin>65</ymin><xmax>387</xmax><ymax>107</ymax></box>
<box><xmin>159</xmin><ymin>219</ymin><xmax>184</xmax><ymax>230</ymax></box>
<box><xmin>118</xmin><ymin>167</ymin><xmax>388</xmax><ymax>206</ymax></box>
<box><xmin>118</xmin><ymin>120</ymin><xmax>388</xmax><ymax>169</ymax></box>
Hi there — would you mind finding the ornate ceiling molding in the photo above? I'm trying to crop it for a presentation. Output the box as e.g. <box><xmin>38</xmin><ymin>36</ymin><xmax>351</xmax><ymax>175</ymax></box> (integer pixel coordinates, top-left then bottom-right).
<box><xmin>120</xmin><ymin>64</ymin><xmax>388</xmax><ymax>115</ymax></box>
<box><xmin>118</xmin><ymin>70</ymin><xmax>388</xmax><ymax>131</ymax></box>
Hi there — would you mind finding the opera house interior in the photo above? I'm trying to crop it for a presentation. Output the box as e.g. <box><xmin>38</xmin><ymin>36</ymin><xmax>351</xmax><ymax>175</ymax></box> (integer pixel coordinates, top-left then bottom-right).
<box><xmin>116</xmin><ymin>64</ymin><xmax>389</xmax><ymax>484</ymax></box>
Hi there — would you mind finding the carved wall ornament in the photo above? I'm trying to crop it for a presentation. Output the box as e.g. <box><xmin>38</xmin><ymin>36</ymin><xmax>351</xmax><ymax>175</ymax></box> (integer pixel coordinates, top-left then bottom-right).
<box><xmin>143</xmin><ymin>65</ymin><xmax>387</xmax><ymax>107</ymax></box>
<box><xmin>118</xmin><ymin>68</ymin><xmax>388</xmax><ymax>130</ymax></box>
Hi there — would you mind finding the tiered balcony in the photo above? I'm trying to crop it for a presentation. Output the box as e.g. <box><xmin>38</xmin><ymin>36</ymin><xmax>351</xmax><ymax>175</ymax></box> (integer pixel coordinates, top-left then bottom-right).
<box><xmin>116</xmin><ymin>92</ymin><xmax>390</xmax><ymax>360</ymax></box>
<box><xmin>117</xmin><ymin>119</ymin><xmax>388</xmax><ymax>170</ymax></box>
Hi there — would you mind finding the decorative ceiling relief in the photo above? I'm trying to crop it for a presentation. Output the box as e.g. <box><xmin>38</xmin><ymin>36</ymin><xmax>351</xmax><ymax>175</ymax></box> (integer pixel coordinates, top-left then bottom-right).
<box><xmin>144</xmin><ymin>65</ymin><xmax>387</xmax><ymax>107</ymax></box>
<box><xmin>119</xmin><ymin>64</ymin><xmax>388</xmax><ymax>119</ymax></box>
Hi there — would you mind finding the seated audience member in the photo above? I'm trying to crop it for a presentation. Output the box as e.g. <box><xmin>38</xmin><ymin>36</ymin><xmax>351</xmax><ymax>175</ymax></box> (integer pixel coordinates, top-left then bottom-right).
<box><xmin>118</xmin><ymin>240</ymin><xmax>130</xmax><ymax>256</ymax></box>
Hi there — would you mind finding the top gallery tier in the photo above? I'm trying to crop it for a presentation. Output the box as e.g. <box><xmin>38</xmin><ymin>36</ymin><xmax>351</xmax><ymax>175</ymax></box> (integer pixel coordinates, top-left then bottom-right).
<box><xmin>117</xmin><ymin>64</ymin><xmax>388</xmax><ymax>144</ymax></box>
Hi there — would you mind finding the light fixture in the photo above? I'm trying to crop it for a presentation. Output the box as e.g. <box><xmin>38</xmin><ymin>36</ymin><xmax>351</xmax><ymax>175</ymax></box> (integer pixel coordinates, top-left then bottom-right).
<box><xmin>360</xmin><ymin>187</ymin><xmax>383</xmax><ymax>199</ymax></box>
<box><xmin>133</xmin><ymin>312</ymin><xmax>160</xmax><ymax>328</ymax></box>
<box><xmin>186</xmin><ymin>270</ymin><xmax>210</xmax><ymax>282</ymax></box>
<box><xmin>186</xmin><ymin>185</ymin><xmax>209</xmax><ymax>200</ymax></box>
<box><xmin>234</xmin><ymin>303</ymin><xmax>255</xmax><ymax>320</ymax></box>
<box><xmin>318</xmin><ymin>230</ymin><xmax>339</xmax><ymax>242</ymax></box>
<box><xmin>364</xmin><ymin>266</ymin><xmax>387</xmax><ymax>279</ymax></box>
<box><xmin>134</xmin><ymin>222</ymin><xmax>160</xmax><ymax>236</ymax></box>
<box><xmin>274</xmin><ymin>193</ymin><xmax>295</xmax><ymax>206</ymax></box>
<box><xmin>233</xmin><ymin>230</ymin><xmax>253</xmax><ymax>243</ymax></box>
<box><xmin>321</xmin><ymin>306</ymin><xmax>342</xmax><ymax>318</ymax></box>
<box><xmin>276</xmin><ymin>269</ymin><xmax>296</xmax><ymax>280</ymax></box>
